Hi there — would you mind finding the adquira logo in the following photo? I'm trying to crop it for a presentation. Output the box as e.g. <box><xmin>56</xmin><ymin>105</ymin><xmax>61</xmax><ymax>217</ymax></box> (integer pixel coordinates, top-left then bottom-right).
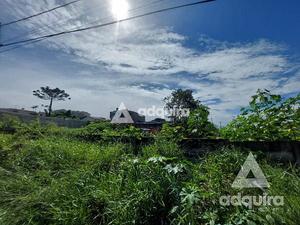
<box><xmin>231</xmin><ymin>152</ymin><xmax>269</xmax><ymax>189</ymax></box>
<box><xmin>219</xmin><ymin>153</ymin><xmax>284</xmax><ymax>209</ymax></box>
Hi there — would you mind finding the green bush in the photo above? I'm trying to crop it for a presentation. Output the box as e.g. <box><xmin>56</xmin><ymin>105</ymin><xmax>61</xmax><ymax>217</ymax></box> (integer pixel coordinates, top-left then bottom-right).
<box><xmin>0</xmin><ymin>115</ymin><xmax>22</xmax><ymax>133</ymax></box>
<box><xmin>72</xmin><ymin>122</ymin><xmax>149</xmax><ymax>145</ymax></box>
<box><xmin>74</xmin><ymin>121</ymin><xmax>113</xmax><ymax>140</ymax></box>
<box><xmin>0</xmin><ymin>129</ymin><xmax>300</xmax><ymax>225</ymax></box>
<box><xmin>157</xmin><ymin>123</ymin><xmax>185</xmax><ymax>142</ymax></box>
<box><xmin>221</xmin><ymin>89</ymin><xmax>300</xmax><ymax>141</ymax></box>
<box><xmin>187</xmin><ymin>107</ymin><xmax>218</xmax><ymax>138</ymax></box>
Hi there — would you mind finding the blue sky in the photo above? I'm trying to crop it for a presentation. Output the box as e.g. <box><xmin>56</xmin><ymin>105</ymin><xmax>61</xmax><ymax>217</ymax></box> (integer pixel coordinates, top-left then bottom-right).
<box><xmin>0</xmin><ymin>0</ymin><xmax>299</xmax><ymax>124</ymax></box>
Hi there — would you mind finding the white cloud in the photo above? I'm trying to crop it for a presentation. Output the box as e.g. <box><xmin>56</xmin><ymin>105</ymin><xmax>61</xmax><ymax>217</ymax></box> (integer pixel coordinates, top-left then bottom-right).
<box><xmin>0</xmin><ymin>0</ymin><xmax>299</xmax><ymax>124</ymax></box>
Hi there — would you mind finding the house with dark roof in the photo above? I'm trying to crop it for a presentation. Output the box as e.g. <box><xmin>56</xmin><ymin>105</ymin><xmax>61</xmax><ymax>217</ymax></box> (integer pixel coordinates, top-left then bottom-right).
<box><xmin>110</xmin><ymin>107</ymin><xmax>165</xmax><ymax>131</ymax></box>
<box><xmin>110</xmin><ymin>108</ymin><xmax>145</xmax><ymax>124</ymax></box>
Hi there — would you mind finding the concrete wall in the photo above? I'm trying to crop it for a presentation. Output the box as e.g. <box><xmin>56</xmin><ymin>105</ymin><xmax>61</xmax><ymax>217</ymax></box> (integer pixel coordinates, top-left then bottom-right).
<box><xmin>0</xmin><ymin>111</ymin><xmax>88</xmax><ymax>128</ymax></box>
<box><xmin>38</xmin><ymin>116</ymin><xmax>88</xmax><ymax>128</ymax></box>
<box><xmin>180</xmin><ymin>139</ymin><xmax>300</xmax><ymax>165</ymax></box>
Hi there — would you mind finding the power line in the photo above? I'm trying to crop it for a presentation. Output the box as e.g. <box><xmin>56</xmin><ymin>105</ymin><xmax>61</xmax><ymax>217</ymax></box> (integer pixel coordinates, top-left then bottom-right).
<box><xmin>0</xmin><ymin>0</ymin><xmax>167</xmax><ymax>53</ymax></box>
<box><xmin>0</xmin><ymin>22</ymin><xmax>2</xmax><ymax>47</ymax></box>
<box><xmin>3</xmin><ymin>0</ymin><xmax>165</xmax><ymax>43</ymax></box>
<box><xmin>2</xmin><ymin>0</ymin><xmax>107</xmax><ymax>43</ymax></box>
<box><xmin>1</xmin><ymin>0</ymin><xmax>81</xmax><ymax>27</ymax></box>
<box><xmin>0</xmin><ymin>0</ymin><xmax>216</xmax><ymax>49</ymax></box>
<box><xmin>0</xmin><ymin>38</ymin><xmax>46</xmax><ymax>54</ymax></box>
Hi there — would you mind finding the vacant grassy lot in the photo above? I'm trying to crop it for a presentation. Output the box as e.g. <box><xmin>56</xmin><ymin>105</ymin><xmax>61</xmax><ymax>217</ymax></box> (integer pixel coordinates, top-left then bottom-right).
<box><xmin>0</xmin><ymin>122</ymin><xmax>300</xmax><ymax>225</ymax></box>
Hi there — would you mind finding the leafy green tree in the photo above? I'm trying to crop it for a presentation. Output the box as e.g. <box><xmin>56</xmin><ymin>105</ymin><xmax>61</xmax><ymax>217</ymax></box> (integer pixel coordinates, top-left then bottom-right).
<box><xmin>163</xmin><ymin>89</ymin><xmax>217</xmax><ymax>138</ymax></box>
<box><xmin>33</xmin><ymin>86</ymin><xmax>71</xmax><ymax>116</ymax></box>
<box><xmin>187</xmin><ymin>107</ymin><xmax>218</xmax><ymax>138</ymax></box>
<box><xmin>164</xmin><ymin>89</ymin><xmax>201</xmax><ymax>123</ymax></box>
<box><xmin>221</xmin><ymin>89</ymin><xmax>300</xmax><ymax>141</ymax></box>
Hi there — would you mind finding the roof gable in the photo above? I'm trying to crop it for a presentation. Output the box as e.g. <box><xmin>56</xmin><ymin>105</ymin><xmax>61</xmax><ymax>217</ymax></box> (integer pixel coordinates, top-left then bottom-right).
<box><xmin>111</xmin><ymin>109</ymin><xmax>134</xmax><ymax>124</ymax></box>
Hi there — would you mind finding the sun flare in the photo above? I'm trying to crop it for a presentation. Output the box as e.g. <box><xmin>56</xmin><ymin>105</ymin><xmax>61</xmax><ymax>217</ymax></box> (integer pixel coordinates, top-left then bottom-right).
<box><xmin>111</xmin><ymin>0</ymin><xmax>129</xmax><ymax>20</ymax></box>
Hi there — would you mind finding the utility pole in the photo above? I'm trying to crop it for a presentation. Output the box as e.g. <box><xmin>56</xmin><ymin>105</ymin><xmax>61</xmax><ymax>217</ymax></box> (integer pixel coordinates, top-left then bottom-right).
<box><xmin>0</xmin><ymin>22</ymin><xmax>3</xmax><ymax>47</ymax></box>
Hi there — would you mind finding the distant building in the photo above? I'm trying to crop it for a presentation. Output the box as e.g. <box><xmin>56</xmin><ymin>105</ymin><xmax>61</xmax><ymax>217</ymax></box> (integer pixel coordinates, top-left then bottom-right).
<box><xmin>110</xmin><ymin>108</ymin><xmax>145</xmax><ymax>124</ymax></box>
<box><xmin>110</xmin><ymin>107</ymin><xmax>165</xmax><ymax>131</ymax></box>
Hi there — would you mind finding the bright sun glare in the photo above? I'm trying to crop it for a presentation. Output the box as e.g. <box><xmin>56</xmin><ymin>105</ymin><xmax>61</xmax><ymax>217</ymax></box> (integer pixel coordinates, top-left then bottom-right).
<box><xmin>111</xmin><ymin>0</ymin><xmax>129</xmax><ymax>20</ymax></box>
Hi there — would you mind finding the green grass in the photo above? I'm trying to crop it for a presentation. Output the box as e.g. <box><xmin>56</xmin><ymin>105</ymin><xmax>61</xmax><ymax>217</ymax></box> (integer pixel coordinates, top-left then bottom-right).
<box><xmin>0</xmin><ymin>132</ymin><xmax>299</xmax><ymax>225</ymax></box>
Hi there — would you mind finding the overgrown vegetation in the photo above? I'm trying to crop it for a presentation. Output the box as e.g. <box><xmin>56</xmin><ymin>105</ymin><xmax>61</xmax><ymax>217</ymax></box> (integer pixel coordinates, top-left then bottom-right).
<box><xmin>0</xmin><ymin>121</ymin><xmax>300</xmax><ymax>224</ymax></box>
<box><xmin>163</xmin><ymin>89</ymin><xmax>218</xmax><ymax>139</ymax></box>
<box><xmin>0</xmin><ymin>89</ymin><xmax>299</xmax><ymax>224</ymax></box>
<box><xmin>221</xmin><ymin>89</ymin><xmax>300</xmax><ymax>141</ymax></box>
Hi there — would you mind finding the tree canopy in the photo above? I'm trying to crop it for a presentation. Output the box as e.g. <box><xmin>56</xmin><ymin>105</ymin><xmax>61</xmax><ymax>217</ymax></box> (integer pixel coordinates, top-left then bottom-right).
<box><xmin>164</xmin><ymin>89</ymin><xmax>201</xmax><ymax>123</ymax></box>
<box><xmin>33</xmin><ymin>86</ymin><xmax>71</xmax><ymax>116</ymax></box>
<box><xmin>163</xmin><ymin>89</ymin><xmax>217</xmax><ymax>138</ymax></box>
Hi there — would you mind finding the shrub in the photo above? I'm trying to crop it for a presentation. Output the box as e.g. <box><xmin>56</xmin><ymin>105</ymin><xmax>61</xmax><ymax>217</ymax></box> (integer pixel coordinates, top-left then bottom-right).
<box><xmin>187</xmin><ymin>107</ymin><xmax>218</xmax><ymax>138</ymax></box>
<box><xmin>73</xmin><ymin>121</ymin><xmax>113</xmax><ymax>140</ymax></box>
<box><xmin>157</xmin><ymin>123</ymin><xmax>184</xmax><ymax>142</ymax></box>
<box><xmin>73</xmin><ymin>122</ymin><xmax>148</xmax><ymax>145</ymax></box>
<box><xmin>0</xmin><ymin>115</ymin><xmax>22</xmax><ymax>133</ymax></box>
<box><xmin>221</xmin><ymin>89</ymin><xmax>300</xmax><ymax>141</ymax></box>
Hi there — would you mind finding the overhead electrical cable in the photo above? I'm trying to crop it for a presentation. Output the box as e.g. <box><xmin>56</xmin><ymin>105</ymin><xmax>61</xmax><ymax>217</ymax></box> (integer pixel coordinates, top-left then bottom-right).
<box><xmin>0</xmin><ymin>38</ymin><xmax>46</xmax><ymax>54</ymax></box>
<box><xmin>0</xmin><ymin>0</ymin><xmax>167</xmax><ymax>53</ymax></box>
<box><xmin>1</xmin><ymin>0</ymin><xmax>82</xmax><ymax>27</ymax></box>
<box><xmin>0</xmin><ymin>0</ymin><xmax>216</xmax><ymax>49</ymax></box>
<box><xmin>3</xmin><ymin>0</ymin><xmax>165</xmax><ymax>43</ymax></box>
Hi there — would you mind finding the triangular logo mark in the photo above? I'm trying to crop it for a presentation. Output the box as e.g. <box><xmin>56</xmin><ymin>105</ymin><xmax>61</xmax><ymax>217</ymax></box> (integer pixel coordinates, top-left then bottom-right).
<box><xmin>232</xmin><ymin>152</ymin><xmax>270</xmax><ymax>189</ymax></box>
<box><xmin>246</xmin><ymin>170</ymin><xmax>255</xmax><ymax>178</ymax></box>
<box><xmin>111</xmin><ymin>102</ymin><xmax>134</xmax><ymax>124</ymax></box>
<box><xmin>118</xmin><ymin>102</ymin><xmax>127</xmax><ymax>110</ymax></box>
